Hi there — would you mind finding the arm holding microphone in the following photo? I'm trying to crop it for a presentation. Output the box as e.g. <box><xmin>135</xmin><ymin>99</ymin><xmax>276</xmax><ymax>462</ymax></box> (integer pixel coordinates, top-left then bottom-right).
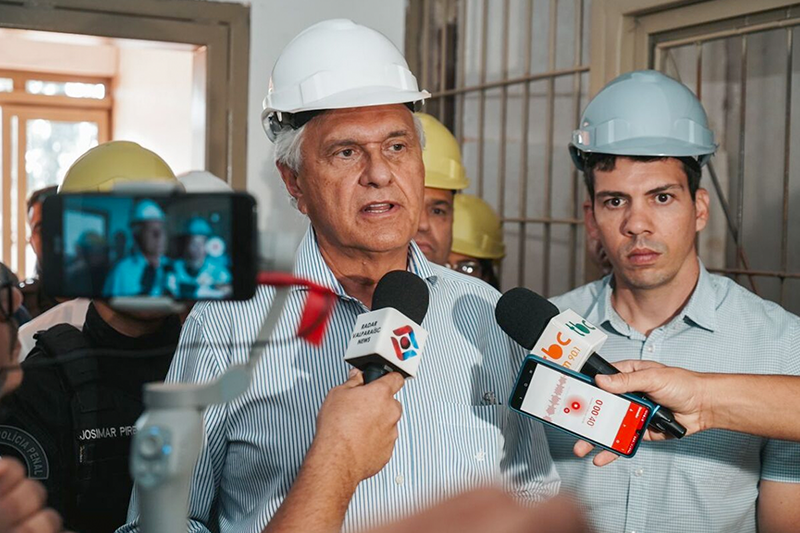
<box><xmin>264</xmin><ymin>369</ymin><xmax>405</xmax><ymax>533</ymax></box>
<box><xmin>574</xmin><ymin>360</ymin><xmax>800</xmax><ymax>466</ymax></box>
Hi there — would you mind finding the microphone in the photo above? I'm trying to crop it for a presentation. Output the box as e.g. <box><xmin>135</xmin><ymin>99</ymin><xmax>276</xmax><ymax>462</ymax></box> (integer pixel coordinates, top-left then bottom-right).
<box><xmin>344</xmin><ymin>270</ymin><xmax>430</xmax><ymax>383</ymax></box>
<box><xmin>496</xmin><ymin>287</ymin><xmax>686</xmax><ymax>439</ymax></box>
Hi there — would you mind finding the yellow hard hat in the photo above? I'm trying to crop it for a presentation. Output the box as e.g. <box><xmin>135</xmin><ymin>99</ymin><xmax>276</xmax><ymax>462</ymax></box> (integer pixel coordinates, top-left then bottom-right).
<box><xmin>416</xmin><ymin>113</ymin><xmax>469</xmax><ymax>190</ymax></box>
<box><xmin>59</xmin><ymin>141</ymin><xmax>176</xmax><ymax>193</ymax></box>
<box><xmin>451</xmin><ymin>194</ymin><xmax>505</xmax><ymax>260</ymax></box>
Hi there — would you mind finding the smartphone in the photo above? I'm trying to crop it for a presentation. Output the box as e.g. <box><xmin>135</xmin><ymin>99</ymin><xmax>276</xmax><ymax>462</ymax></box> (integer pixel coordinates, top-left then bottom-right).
<box><xmin>41</xmin><ymin>191</ymin><xmax>257</xmax><ymax>301</ymax></box>
<box><xmin>509</xmin><ymin>355</ymin><xmax>655</xmax><ymax>457</ymax></box>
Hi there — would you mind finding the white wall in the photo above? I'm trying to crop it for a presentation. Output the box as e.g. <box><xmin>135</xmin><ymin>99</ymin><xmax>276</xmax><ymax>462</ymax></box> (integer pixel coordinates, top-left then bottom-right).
<box><xmin>113</xmin><ymin>47</ymin><xmax>195</xmax><ymax>175</ymax></box>
<box><xmin>212</xmin><ymin>0</ymin><xmax>407</xmax><ymax>228</ymax></box>
<box><xmin>0</xmin><ymin>31</ymin><xmax>117</xmax><ymax>76</ymax></box>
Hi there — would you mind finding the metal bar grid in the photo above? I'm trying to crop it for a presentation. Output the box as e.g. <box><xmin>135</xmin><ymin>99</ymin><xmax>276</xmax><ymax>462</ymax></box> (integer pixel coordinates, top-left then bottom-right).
<box><xmin>517</xmin><ymin>0</ymin><xmax>534</xmax><ymax>288</ymax></box>
<box><xmin>780</xmin><ymin>28</ymin><xmax>793</xmax><ymax>305</ymax></box>
<box><xmin>455</xmin><ymin>0</ymin><xmax>467</xmax><ymax>146</ymax></box>
<box><xmin>497</xmin><ymin>0</ymin><xmax>510</xmax><ymax>241</ymax></box>
<box><xmin>569</xmin><ymin>0</ymin><xmax>584</xmax><ymax>289</ymax></box>
<box><xmin>736</xmin><ymin>35</ymin><xmax>747</xmax><ymax>286</ymax></box>
<box><xmin>655</xmin><ymin>17</ymin><xmax>800</xmax><ymax>50</ymax></box>
<box><xmin>655</xmin><ymin>17</ymin><xmax>800</xmax><ymax>307</ymax></box>
<box><xmin>542</xmin><ymin>0</ymin><xmax>558</xmax><ymax>295</ymax></box>
<box><xmin>416</xmin><ymin>0</ymin><xmax>590</xmax><ymax>295</ymax></box>
<box><xmin>437</xmin><ymin>0</ymin><xmax>450</xmax><ymax>122</ymax></box>
<box><xmin>429</xmin><ymin>65</ymin><xmax>590</xmax><ymax>98</ymax></box>
<box><xmin>476</xmin><ymin>0</ymin><xmax>488</xmax><ymax>197</ymax></box>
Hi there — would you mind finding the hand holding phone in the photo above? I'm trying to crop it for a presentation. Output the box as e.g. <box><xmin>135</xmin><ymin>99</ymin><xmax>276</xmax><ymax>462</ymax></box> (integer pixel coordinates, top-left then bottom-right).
<box><xmin>509</xmin><ymin>355</ymin><xmax>655</xmax><ymax>457</ymax></box>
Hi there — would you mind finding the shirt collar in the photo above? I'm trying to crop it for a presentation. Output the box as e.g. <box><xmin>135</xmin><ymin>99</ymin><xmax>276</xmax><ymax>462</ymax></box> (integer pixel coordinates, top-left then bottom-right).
<box><xmin>598</xmin><ymin>258</ymin><xmax>717</xmax><ymax>335</ymax></box>
<box><xmin>677</xmin><ymin>260</ymin><xmax>718</xmax><ymax>332</ymax></box>
<box><xmin>291</xmin><ymin>227</ymin><xmax>439</xmax><ymax>302</ymax></box>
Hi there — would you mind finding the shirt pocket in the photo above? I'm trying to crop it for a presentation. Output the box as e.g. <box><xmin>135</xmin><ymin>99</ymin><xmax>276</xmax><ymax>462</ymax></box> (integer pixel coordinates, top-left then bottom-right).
<box><xmin>435</xmin><ymin>402</ymin><xmax>504</xmax><ymax>485</ymax></box>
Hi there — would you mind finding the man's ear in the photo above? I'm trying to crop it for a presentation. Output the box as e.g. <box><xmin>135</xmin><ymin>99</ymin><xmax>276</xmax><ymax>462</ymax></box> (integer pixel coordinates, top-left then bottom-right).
<box><xmin>276</xmin><ymin>162</ymin><xmax>307</xmax><ymax>214</ymax></box>
<box><xmin>694</xmin><ymin>187</ymin><xmax>710</xmax><ymax>233</ymax></box>
<box><xmin>583</xmin><ymin>198</ymin><xmax>600</xmax><ymax>241</ymax></box>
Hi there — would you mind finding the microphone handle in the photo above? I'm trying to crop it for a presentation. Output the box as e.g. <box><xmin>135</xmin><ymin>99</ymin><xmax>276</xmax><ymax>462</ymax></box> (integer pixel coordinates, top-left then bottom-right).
<box><xmin>363</xmin><ymin>363</ymin><xmax>390</xmax><ymax>384</ymax></box>
<box><xmin>583</xmin><ymin>355</ymin><xmax>687</xmax><ymax>439</ymax></box>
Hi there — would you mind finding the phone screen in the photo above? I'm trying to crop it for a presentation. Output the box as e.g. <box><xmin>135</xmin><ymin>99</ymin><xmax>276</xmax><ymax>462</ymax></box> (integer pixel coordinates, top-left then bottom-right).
<box><xmin>43</xmin><ymin>192</ymin><xmax>256</xmax><ymax>300</ymax></box>
<box><xmin>513</xmin><ymin>358</ymin><xmax>650</xmax><ymax>456</ymax></box>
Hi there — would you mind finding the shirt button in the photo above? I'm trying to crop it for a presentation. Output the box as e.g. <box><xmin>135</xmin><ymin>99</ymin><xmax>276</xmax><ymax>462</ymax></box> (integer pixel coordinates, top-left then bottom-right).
<box><xmin>646</xmin><ymin>345</ymin><xmax>654</xmax><ymax>353</ymax></box>
<box><xmin>395</xmin><ymin>474</ymin><xmax>404</xmax><ymax>485</ymax></box>
<box><xmin>634</xmin><ymin>468</ymin><xmax>645</xmax><ymax>477</ymax></box>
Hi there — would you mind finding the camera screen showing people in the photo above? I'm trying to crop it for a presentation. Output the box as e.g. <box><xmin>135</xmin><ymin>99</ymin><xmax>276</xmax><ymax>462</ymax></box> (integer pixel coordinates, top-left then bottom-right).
<box><xmin>41</xmin><ymin>192</ymin><xmax>256</xmax><ymax>300</ymax></box>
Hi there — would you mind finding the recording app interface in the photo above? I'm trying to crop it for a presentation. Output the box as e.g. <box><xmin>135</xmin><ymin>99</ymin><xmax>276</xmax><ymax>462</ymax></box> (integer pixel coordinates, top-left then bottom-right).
<box><xmin>62</xmin><ymin>194</ymin><xmax>233</xmax><ymax>300</ymax></box>
<box><xmin>520</xmin><ymin>363</ymin><xmax>649</xmax><ymax>455</ymax></box>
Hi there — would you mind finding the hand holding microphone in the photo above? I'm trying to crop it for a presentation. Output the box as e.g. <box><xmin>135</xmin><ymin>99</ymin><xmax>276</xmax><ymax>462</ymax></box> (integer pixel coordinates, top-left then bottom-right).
<box><xmin>312</xmin><ymin>369</ymin><xmax>406</xmax><ymax>486</ymax></box>
<box><xmin>495</xmin><ymin>287</ymin><xmax>686</xmax><ymax>440</ymax></box>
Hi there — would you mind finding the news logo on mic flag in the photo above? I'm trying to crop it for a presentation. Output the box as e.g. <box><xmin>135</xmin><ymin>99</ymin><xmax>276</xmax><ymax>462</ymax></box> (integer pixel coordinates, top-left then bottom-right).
<box><xmin>391</xmin><ymin>326</ymin><xmax>419</xmax><ymax>361</ymax></box>
<box><xmin>531</xmin><ymin>309</ymin><xmax>607</xmax><ymax>370</ymax></box>
<box><xmin>344</xmin><ymin>308</ymin><xmax>429</xmax><ymax>378</ymax></box>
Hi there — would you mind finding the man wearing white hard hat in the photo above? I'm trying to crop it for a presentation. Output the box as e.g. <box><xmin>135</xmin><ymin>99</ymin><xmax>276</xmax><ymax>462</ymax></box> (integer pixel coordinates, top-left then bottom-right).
<box><xmin>120</xmin><ymin>19</ymin><xmax>558</xmax><ymax>533</ymax></box>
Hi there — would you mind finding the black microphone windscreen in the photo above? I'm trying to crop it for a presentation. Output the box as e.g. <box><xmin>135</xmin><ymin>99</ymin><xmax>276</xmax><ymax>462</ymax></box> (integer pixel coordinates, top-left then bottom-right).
<box><xmin>372</xmin><ymin>270</ymin><xmax>430</xmax><ymax>324</ymax></box>
<box><xmin>495</xmin><ymin>287</ymin><xmax>559</xmax><ymax>349</ymax></box>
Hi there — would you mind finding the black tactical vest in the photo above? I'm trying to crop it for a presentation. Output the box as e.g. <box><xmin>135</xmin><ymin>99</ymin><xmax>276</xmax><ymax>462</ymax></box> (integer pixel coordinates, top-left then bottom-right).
<box><xmin>34</xmin><ymin>323</ymin><xmax>173</xmax><ymax>533</ymax></box>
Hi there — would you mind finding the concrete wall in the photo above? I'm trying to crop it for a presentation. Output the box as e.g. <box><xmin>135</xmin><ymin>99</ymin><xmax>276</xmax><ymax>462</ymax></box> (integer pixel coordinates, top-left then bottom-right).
<box><xmin>112</xmin><ymin>46</ymin><xmax>196</xmax><ymax>175</ymax></box>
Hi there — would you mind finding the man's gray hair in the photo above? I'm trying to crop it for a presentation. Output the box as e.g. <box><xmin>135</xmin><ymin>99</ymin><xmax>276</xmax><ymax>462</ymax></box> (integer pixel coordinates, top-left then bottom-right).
<box><xmin>274</xmin><ymin>112</ymin><xmax>427</xmax><ymax>174</ymax></box>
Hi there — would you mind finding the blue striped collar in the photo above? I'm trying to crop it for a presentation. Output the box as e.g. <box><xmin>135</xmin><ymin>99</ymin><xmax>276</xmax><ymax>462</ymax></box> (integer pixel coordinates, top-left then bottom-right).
<box><xmin>597</xmin><ymin>258</ymin><xmax>717</xmax><ymax>335</ymax></box>
<box><xmin>292</xmin><ymin>227</ymin><xmax>439</xmax><ymax>301</ymax></box>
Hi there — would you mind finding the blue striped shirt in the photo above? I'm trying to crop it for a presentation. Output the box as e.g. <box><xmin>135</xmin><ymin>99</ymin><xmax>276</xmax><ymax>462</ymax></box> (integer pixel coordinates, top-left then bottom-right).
<box><xmin>547</xmin><ymin>261</ymin><xmax>800</xmax><ymax>533</ymax></box>
<box><xmin>119</xmin><ymin>228</ymin><xmax>559</xmax><ymax>533</ymax></box>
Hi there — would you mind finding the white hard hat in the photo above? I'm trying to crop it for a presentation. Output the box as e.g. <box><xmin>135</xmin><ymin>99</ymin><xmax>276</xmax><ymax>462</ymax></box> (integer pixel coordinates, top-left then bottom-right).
<box><xmin>176</xmin><ymin>170</ymin><xmax>233</xmax><ymax>193</ymax></box>
<box><xmin>262</xmin><ymin>19</ymin><xmax>430</xmax><ymax>142</ymax></box>
<box><xmin>131</xmin><ymin>200</ymin><xmax>166</xmax><ymax>224</ymax></box>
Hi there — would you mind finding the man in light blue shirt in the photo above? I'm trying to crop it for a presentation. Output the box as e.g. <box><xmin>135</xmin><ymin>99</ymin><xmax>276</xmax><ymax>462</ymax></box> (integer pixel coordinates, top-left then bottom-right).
<box><xmin>549</xmin><ymin>70</ymin><xmax>800</xmax><ymax>532</ymax></box>
<box><xmin>104</xmin><ymin>200</ymin><xmax>171</xmax><ymax>297</ymax></box>
<box><xmin>119</xmin><ymin>19</ymin><xmax>558</xmax><ymax>533</ymax></box>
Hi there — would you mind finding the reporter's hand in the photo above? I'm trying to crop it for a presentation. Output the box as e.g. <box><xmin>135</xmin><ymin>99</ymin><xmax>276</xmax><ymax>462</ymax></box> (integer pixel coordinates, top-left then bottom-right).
<box><xmin>365</xmin><ymin>488</ymin><xmax>590</xmax><ymax>533</ymax></box>
<box><xmin>573</xmin><ymin>360</ymin><xmax>709</xmax><ymax>466</ymax></box>
<box><xmin>311</xmin><ymin>369</ymin><xmax>405</xmax><ymax>486</ymax></box>
<box><xmin>0</xmin><ymin>458</ymin><xmax>63</xmax><ymax>533</ymax></box>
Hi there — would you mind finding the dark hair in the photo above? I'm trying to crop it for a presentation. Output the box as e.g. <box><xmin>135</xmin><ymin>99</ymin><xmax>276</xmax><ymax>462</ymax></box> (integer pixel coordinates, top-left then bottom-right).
<box><xmin>581</xmin><ymin>154</ymin><xmax>702</xmax><ymax>202</ymax></box>
<box><xmin>26</xmin><ymin>185</ymin><xmax>58</xmax><ymax>214</ymax></box>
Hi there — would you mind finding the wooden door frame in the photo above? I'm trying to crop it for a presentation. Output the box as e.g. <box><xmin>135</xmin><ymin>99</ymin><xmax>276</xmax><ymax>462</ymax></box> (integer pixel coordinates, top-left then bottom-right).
<box><xmin>1</xmin><ymin>105</ymin><xmax>109</xmax><ymax>274</ymax></box>
<box><xmin>0</xmin><ymin>0</ymin><xmax>250</xmax><ymax>190</ymax></box>
<box><xmin>589</xmin><ymin>0</ymin><xmax>799</xmax><ymax>93</ymax></box>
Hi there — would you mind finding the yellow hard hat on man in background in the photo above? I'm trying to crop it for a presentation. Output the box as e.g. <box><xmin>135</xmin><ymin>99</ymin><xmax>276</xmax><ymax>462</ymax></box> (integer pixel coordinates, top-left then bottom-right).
<box><xmin>448</xmin><ymin>194</ymin><xmax>505</xmax><ymax>289</ymax></box>
<box><xmin>413</xmin><ymin>113</ymin><xmax>469</xmax><ymax>265</ymax></box>
<box><xmin>57</xmin><ymin>140</ymin><xmax>178</xmax><ymax>301</ymax></box>
<box><xmin>59</xmin><ymin>141</ymin><xmax>176</xmax><ymax>193</ymax></box>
